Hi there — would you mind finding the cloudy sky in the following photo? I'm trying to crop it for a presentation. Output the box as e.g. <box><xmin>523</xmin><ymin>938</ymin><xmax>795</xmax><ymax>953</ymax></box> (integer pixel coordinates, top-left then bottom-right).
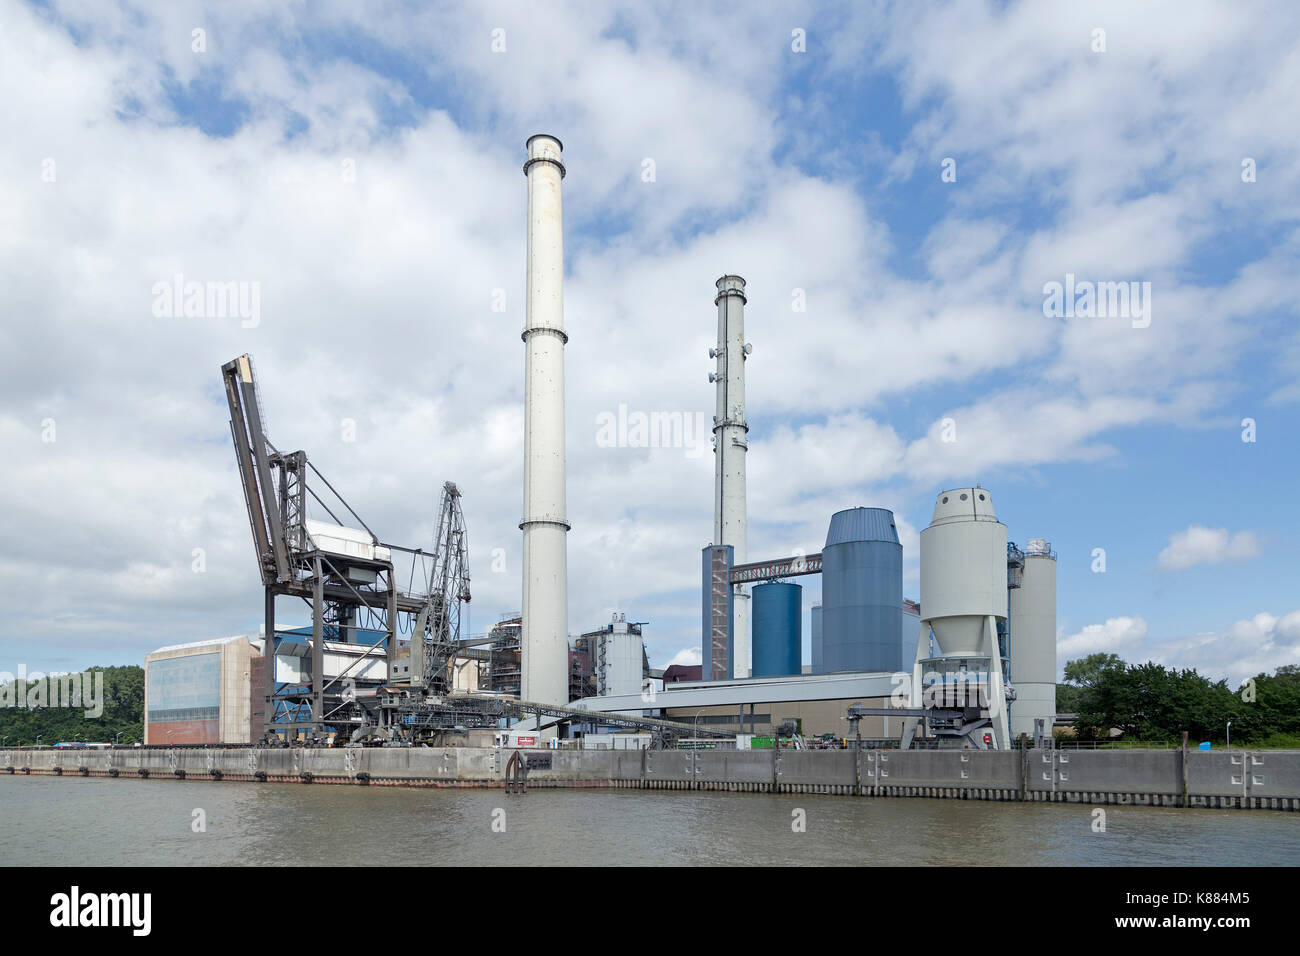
<box><xmin>3</xmin><ymin>0</ymin><xmax>1297</xmax><ymax>687</ymax></box>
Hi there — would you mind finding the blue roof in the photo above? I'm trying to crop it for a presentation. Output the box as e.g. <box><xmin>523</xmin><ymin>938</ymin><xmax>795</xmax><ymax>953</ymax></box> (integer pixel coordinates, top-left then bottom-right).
<box><xmin>825</xmin><ymin>508</ymin><xmax>899</xmax><ymax>547</ymax></box>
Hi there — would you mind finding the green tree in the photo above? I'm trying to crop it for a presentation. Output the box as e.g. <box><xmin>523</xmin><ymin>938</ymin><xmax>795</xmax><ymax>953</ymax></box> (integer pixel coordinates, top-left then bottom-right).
<box><xmin>1063</xmin><ymin>653</ymin><xmax>1125</xmax><ymax>689</ymax></box>
<box><xmin>0</xmin><ymin>666</ymin><xmax>144</xmax><ymax>746</ymax></box>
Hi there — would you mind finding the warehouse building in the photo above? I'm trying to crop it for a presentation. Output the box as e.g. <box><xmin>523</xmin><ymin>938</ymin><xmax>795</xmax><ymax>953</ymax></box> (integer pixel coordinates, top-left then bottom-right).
<box><xmin>143</xmin><ymin>635</ymin><xmax>264</xmax><ymax>745</ymax></box>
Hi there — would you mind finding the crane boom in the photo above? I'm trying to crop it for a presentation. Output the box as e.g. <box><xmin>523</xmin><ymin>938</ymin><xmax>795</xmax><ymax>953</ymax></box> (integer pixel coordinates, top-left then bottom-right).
<box><xmin>222</xmin><ymin>354</ymin><xmax>291</xmax><ymax>584</ymax></box>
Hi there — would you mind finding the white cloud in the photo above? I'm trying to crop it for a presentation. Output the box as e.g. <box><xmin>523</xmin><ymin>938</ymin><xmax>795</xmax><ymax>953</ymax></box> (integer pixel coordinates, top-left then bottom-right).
<box><xmin>1059</xmin><ymin>609</ymin><xmax>1300</xmax><ymax>685</ymax></box>
<box><xmin>1058</xmin><ymin>616</ymin><xmax>1149</xmax><ymax>660</ymax></box>
<box><xmin>1146</xmin><ymin>610</ymin><xmax>1300</xmax><ymax>685</ymax></box>
<box><xmin>1</xmin><ymin>1</ymin><xmax>1297</xmax><ymax>676</ymax></box>
<box><xmin>1157</xmin><ymin>526</ymin><xmax>1263</xmax><ymax>571</ymax></box>
<box><xmin>667</xmin><ymin>647</ymin><xmax>701</xmax><ymax>667</ymax></box>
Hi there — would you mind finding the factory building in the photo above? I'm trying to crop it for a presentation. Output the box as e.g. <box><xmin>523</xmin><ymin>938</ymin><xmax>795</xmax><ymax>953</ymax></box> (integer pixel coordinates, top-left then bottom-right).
<box><xmin>580</xmin><ymin>672</ymin><xmax>905</xmax><ymax>741</ymax></box>
<box><xmin>663</xmin><ymin>664</ymin><xmax>702</xmax><ymax>684</ymax></box>
<box><xmin>144</xmin><ymin>635</ymin><xmax>265</xmax><ymax>745</ymax></box>
<box><xmin>201</xmin><ymin>136</ymin><xmax>1056</xmax><ymax>750</ymax></box>
<box><xmin>580</xmin><ymin>488</ymin><xmax>1055</xmax><ymax>747</ymax></box>
<box><xmin>483</xmin><ymin>615</ymin><xmax>523</xmax><ymax>697</ymax></box>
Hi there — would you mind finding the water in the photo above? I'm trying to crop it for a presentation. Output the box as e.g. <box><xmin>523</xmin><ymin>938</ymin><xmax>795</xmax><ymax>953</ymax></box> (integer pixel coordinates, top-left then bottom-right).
<box><xmin>2</xmin><ymin>776</ymin><xmax>1296</xmax><ymax>866</ymax></box>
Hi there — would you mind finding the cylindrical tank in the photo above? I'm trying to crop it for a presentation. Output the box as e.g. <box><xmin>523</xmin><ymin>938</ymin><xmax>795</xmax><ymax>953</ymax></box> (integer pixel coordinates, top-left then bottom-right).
<box><xmin>752</xmin><ymin>582</ymin><xmax>801</xmax><ymax>677</ymax></box>
<box><xmin>919</xmin><ymin>488</ymin><xmax>1007</xmax><ymax>656</ymax></box>
<box><xmin>821</xmin><ymin>508</ymin><xmax>903</xmax><ymax>672</ymax></box>
<box><xmin>1009</xmin><ymin>542</ymin><xmax>1057</xmax><ymax>738</ymax></box>
<box><xmin>810</xmin><ymin>604</ymin><xmax>823</xmax><ymax>674</ymax></box>
<box><xmin>598</xmin><ymin>622</ymin><xmax>643</xmax><ymax>698</ymax></box>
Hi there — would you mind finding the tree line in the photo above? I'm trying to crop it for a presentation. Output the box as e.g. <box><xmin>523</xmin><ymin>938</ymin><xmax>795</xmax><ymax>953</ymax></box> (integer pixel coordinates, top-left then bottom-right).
<box><xmin>0</xmin><ymin>665</ymin><xmax>144</xmax><ymax>746</ymax></box>
<box><xmin>1055</xmin><ymin>654</ymin><xmax>1299</xmax><ymax>745</ymax></box>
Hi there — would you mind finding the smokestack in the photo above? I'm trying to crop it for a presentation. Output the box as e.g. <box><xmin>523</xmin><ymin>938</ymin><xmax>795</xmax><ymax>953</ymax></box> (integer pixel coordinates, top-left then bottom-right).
<box><xmin>712</xmin><ymin>275</ymin><xmax>750</xmax><ymax>677</ymax></box>
<box><xmin>520</xmin><ymin>134</ymin><xmax>570</xmax><ymax>706</ymax></box>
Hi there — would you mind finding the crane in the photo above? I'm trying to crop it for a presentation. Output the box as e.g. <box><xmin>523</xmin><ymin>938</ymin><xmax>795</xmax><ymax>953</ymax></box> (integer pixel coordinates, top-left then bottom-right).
<box><xmin>410</xmin><ymin>482</ymin><xmax>472</xmax><ymax>695</ymax></box>
<box><xmin>221</xmin><ymin>354</ymin><xmax>470</xmax><ymax>742</ymax></box>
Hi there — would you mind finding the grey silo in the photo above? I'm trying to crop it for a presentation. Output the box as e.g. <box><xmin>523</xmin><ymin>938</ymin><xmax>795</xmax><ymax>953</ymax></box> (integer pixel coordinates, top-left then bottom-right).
<box><xmin>821</xmin><ymin>507</ymin><xmax>904</xmax><ymax>673</ymax></box>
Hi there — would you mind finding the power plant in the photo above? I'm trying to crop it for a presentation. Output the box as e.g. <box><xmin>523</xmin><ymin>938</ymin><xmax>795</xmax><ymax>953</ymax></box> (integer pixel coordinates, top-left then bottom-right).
<box><xmin>176</xmin><ymin>134</ymin><xmax>1058</xmax><ymax>752</ymax></box>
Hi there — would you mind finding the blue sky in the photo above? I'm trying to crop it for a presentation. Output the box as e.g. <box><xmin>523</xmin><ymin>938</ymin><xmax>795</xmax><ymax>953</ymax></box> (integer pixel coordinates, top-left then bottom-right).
<box><xmin>1</xmin><ymin>0</ymin><xmax>1297</xmax><ymax>687</ymax></box>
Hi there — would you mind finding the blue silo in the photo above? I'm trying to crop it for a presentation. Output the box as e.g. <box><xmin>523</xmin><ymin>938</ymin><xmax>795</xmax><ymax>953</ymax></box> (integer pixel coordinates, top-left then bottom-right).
<box><xmin>811</xmin><ymin>604</ymin><xmax>823</xmax><ymax>675</ymax></box>
<box><xmin>752</xmin><ymin>582</ymin><xmax>801</xmax><ymax>677</ymax></box>
<box><xmin>821</xmin><ymin>508</ymin><xmax>903</xmax><ymax>672</ymax></box>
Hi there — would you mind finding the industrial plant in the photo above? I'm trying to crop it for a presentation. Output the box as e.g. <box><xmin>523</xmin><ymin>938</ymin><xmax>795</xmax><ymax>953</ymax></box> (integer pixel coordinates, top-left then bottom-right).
<box><xmin>143</xmin><ymin>134</ymin><xmax>1058</xmax><ymax>753</ymax></box>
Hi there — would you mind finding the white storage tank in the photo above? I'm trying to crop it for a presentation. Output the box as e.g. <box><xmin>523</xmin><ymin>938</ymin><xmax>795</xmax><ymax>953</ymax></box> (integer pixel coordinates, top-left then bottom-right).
<box><xmin>919</xmin><ymin>487</ymin><xmax>1007</xmax><ymax>656</ymax></box>
<box><xmin>596</xmin><ymin>614</ymin><xmax>643</xmax><ymax>698</ymax></box>
<box><xmin>1010</xmin><ymin>539</ymin><xmax>1057</xmax><ymax>738</ymax></box>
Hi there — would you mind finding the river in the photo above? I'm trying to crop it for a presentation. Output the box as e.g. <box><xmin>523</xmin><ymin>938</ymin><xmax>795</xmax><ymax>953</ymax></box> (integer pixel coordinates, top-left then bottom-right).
<box><xmin>2</xmin><ymin>776</ymin><xmax>1296</xmax><ymax>866</ymax></box>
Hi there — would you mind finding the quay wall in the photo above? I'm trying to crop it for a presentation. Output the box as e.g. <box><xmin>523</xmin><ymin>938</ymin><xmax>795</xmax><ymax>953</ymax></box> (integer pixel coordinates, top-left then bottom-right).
<box><xmin>4</xmin><ymin>746</ymin><xmax>1298</xmax><ymax>811</ymax></box>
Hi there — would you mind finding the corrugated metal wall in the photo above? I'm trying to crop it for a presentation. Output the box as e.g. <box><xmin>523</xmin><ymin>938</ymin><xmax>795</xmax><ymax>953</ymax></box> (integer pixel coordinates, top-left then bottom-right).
<box><xmin>821</xmin><ymin>508</ymin><xmax>903</xmax><ymax>673</ymax></box>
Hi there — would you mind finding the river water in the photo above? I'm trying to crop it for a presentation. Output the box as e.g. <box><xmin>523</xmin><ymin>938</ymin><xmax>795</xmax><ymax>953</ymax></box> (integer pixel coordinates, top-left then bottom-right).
<box><xmin>2</xmin><ymin>776</ymin><xmax>1296</xmax><ymax>866</ymax></box>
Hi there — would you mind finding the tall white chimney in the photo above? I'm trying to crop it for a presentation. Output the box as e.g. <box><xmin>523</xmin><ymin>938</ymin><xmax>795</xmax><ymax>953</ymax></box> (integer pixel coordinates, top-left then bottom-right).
<box><xmin>712</xmin><ymin>275</ymin><xmax>750</xmax><ymax>678</ymax></box>
<box><xmin>520</xmin><ymin>134</ymin><xmax>570</xmax><ymax>706</ymax></box>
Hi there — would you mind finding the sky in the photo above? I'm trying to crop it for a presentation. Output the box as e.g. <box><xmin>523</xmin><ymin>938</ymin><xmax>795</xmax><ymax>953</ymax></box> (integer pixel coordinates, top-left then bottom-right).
<box><xmin>2</xmin><ymin>0</ymin><xmax>1297</xmax><ymax>688</ymax></box>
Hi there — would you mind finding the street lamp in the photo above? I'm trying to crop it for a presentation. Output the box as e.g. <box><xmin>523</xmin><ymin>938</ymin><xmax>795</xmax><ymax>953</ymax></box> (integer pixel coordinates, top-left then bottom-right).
<box><xmin>1226</xmin><ymin>721</ymin><xmax>1232</xmax><ymax>749</ymax></box>
<box><xmin>693</xmin><ymin>709</ymin><xmax>704</xmax><ymax>748</ymax></box>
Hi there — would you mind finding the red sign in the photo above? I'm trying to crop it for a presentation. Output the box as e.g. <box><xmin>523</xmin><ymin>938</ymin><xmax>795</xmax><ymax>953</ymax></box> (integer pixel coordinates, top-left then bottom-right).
<box><xmin>516</xmin><ymin>736</ymin><xmax>536</xmax><ymax>746</ymax></box>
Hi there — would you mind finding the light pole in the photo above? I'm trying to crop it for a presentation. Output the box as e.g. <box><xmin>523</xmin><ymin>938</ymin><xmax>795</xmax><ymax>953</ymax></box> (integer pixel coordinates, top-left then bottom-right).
<box><xmin>693</xmin><ymin>709</ymin><xmax>704</xmax><ymax>749</ymax></box>
<box><xmin>1226</xmin><ymin>721</ymin><xmax>1232</xmax><ymax>749</ymax></box>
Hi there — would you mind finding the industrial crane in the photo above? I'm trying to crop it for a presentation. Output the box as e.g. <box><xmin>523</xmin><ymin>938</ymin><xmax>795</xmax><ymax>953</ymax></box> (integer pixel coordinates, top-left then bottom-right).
<box><xmin>222</xmin><ymin>354</ymin><xmax>721</xmax><ymax>747</ymax></box>
<box><xmin>221</xmin><ymin>354</ymin><xmax>472</xmax><ymax>742</ymax></box>
<box><xmin>410</xmin><ymin>482</ymin><xmax>471</xmax><ymax>695</ymax></box>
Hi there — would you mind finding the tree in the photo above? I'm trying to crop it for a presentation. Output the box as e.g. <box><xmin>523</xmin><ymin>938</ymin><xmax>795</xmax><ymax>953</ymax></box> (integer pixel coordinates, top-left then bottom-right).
<box><xmin>0</xmin><ymin>666</ymin><xmax>144</xmax><ymax>746</ymax></box>
<box><xmin>1063</xmin><ymin>653</ymin><xmax>1125</xmax><ymax>689</ymax></box>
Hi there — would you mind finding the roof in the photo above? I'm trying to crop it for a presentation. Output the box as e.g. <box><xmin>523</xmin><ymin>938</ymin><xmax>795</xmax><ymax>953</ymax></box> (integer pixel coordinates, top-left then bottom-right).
<box><xmin>825</xmin><ymin>507</ymin><xmax>900</xmax><ymax>547</ymax></box>
<box><xmin>574</xmin><ymin>670</ymin><xmax>901</xmax><ymax>713</ymax></box>
<box><xmin>663</xmin><ymin>664</ymin><xmax>703</xmax><ymax>683</ymax></box>
<box><xmin>149</xmin><ymin>635</ymin><xmax>260</xmax><ymax>655</ymax></box>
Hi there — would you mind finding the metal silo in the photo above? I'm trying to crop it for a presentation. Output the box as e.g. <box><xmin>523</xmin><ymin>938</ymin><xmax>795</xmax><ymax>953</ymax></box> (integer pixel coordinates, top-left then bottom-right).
<box><xmin>752</xmin><ymin>582</ymin><xmax>801</xmax><ymax>677</ymax></box>
<box><xmin>1009</xmin><ymin>539</ymin><xmax>1057</xmax><ymax>739</ymax></box>
<box><xmin>821</xmin><ymin>508</ymin><xmax>903</xmax><ymax>672</ymax></box>
<box><xmin>919</xmin><ymin>489</ymin><xmax>1007</xmax><ymax>654</ymax></box>
<box><xmin>811</xmin><ymin>604</ymin><xmax>823</xmax><ymax>674</ymax></box>
<box><xmin>915</xmin><ymin>487</ymin><xmax>1011</xmax><ymax>748</ymax></box>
